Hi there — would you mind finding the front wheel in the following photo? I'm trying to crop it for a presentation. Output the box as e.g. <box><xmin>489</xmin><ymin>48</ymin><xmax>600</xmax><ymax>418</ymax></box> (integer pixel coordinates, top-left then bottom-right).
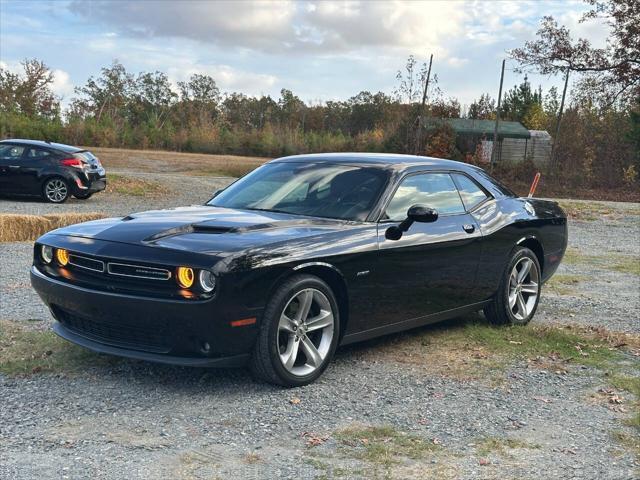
<box><xmin>250</xmin><ymin>275</ymin><xmax>340</xmax><ymax>387</ymax></box>
<box><xmin>484</xmin><ymin>247</ymin><xmax>541</xmax><ymax>325</ymax></box>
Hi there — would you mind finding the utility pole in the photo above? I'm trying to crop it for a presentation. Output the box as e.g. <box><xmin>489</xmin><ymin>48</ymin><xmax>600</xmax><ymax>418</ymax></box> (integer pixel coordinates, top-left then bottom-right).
<box><xmin>414</xmin><ymin>54</ymin><xmax>433</xmax><ymax>155</ymax></box>
<box><xmin>491</xmin><ymin>59</ymin><xmax>505</xmax><ymax>168</ymax></box>
<box><xmin>550</xmin><ymin>68</ymin><xmax>570</xmax><ymax>170</ymax></box>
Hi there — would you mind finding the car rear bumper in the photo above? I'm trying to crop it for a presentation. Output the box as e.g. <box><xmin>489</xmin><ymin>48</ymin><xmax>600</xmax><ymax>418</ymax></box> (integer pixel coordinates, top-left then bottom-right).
<box><xmin>30</xmin><ymin>266</ymin><xmax>258</xmax><ymax>366</ymax></box>
<box><xmin>72</xmin><ymin>171</ymin><xmax>106</xmax><ymax>194</ymax></box>
<box><xmin>86</xmin><ymin>178</ymin><xmax>106</xmax><ymax>193</ymax></box>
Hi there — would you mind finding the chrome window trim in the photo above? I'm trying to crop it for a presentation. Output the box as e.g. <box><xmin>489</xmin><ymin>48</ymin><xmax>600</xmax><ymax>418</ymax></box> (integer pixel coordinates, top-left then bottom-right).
<box><xmin>107</xmin><ymin>262</ymin><xmax>172</xmax><ymax>281</ymax></box>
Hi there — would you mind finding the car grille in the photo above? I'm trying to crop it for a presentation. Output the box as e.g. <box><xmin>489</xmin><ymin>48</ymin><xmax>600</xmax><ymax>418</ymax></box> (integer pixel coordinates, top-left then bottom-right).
<box><xmin>54</xmin><ymin>307</ymin><xmax>171</xmax><ymax>353</ymax></box>
<box><xmin>68</xmin><ymin>253</ymin><xmax>105</xmax><ymax>272</ymax></box>
<box><xmin>107</xmin><ymin>262</ymin><xmax>171</xmax><ymax>280</ymax></box>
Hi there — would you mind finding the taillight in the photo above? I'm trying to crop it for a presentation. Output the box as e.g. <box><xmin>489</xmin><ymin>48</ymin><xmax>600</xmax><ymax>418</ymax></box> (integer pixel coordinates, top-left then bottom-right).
<box><xmin>60</xmin><ymin>158</ymin><xmax>84</xmax><ymax>168</ymax></box>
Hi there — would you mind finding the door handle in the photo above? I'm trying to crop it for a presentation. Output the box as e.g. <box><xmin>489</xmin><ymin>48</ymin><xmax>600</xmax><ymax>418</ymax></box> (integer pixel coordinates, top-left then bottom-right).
<box><xmin>463</xmin><ymin>224</ymin><xmax>475</xmax><ymax>233</ymax></box>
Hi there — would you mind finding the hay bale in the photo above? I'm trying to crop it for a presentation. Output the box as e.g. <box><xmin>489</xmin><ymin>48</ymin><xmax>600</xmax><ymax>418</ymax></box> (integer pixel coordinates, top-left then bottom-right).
<box><xmin>0</xmin><ymin>213</ymin><xmax>105</xmax><ymax>242</ymax></box>
<box><xmin>43</xmin><ymin>213</ymin><xmax>105</xmax><ymax>231</ymax></box>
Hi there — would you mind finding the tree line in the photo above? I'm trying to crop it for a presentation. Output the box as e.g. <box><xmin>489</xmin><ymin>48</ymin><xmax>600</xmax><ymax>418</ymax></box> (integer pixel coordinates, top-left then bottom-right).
<box><xmin>0</xmin><ymin>0</ymin><xmax>638</xmax><ymax>192</ymax></box>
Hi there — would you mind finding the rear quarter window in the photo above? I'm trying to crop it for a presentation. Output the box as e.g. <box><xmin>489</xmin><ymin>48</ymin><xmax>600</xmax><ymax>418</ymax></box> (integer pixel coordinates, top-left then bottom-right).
<box><xmin>452</xmin><ymin>173</ymin><xmax>490</xmax><ymax>210</ymax></box>
<box><xmin>474</xmin><ymin>170</ymin><xmax>516</xmax><ymax>198</ymax></box>
<box><xmin>26</xmin><ymin>148</ymin><xmax>54</xmax><ymax>159</ymax></box>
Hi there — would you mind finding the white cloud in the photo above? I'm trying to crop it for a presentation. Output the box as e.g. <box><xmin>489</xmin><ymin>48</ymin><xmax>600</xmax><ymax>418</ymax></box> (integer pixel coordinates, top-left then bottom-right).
<box><xmin>51</xmin><ymin>69</ymin><xmax>74</xmax><ymax>98</ymax></box>
<box><xmin>69</xmin><ymin>0</ymin><xmax>470</xmax><ymax>56</ymax></box>
<box><xmin>166</xmin><ymin>64</ymin><xmax>278</xmax><ymax>95</ymax></box>
<box><xmin>69</xmin><ymin>0</ymin><xmax>297</xmax><ymax>52</ymax></box>
<box><xmin>447</xmin><ymin>57</ymin><xmax>469</xmax><ymax>68</ymax></box>
<box><xmin>557</xmin><ymin>9</ymin><xmax>610</xmax><ymax>49</ymax></box>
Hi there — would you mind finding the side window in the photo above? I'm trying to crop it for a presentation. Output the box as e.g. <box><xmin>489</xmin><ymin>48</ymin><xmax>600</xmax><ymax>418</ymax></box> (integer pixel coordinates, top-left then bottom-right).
<box><xmin>452</xmin><ymin>173</ymin><xmax>490</xmax><ymax>210</ymax></box>
<box><xmin>384</xmin><ymin>173</ymin><xmax>465</xmax><ymax>221</ymax></box>
<box><xmin>26</xmin><ymin>148</ymin><xmax>52</xmax><ymax>159</ymax></box>
<box><xmin>0</xmin><ymin>145</ymin><xmax>25</xmax><ymax>160</ymax></box>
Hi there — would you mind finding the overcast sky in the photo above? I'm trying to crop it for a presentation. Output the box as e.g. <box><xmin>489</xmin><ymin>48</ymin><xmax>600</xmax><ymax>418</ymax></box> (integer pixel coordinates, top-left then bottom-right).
<box><xmin>0</xmin><ymin>0</ymin><xmax>610</xmax><ymax>109</ymax></box>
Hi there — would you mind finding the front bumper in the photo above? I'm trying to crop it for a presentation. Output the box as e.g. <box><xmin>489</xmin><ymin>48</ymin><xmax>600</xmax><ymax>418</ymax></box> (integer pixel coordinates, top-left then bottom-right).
<box><xmin>53</xmin><ymin>322</ymin><xmax>249</xmax><ymax>367</ymax></box>
<box><xmin>31</xmin><ymin>266</ymin><xmax>258</xmax><ymax>366</ymax></box>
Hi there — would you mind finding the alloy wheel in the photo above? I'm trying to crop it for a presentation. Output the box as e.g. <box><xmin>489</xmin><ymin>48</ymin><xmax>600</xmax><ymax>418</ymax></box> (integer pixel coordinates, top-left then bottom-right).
<box><xmin>45</xmin><ymin>179</ymin><xmax>68</xmax><ymax>202</ymax></box>
<box><xmin>508</xmin><ymin>257</ymin><xmax>539</xmax><ymax>321</ymax></box>
<box><xmin>277</xmin><ymin>288</ymin><xmax>335</xmax><ymax>377</ymax></box>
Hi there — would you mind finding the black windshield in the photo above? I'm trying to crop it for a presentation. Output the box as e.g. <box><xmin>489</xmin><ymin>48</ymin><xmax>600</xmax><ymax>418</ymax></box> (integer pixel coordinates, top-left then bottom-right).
<box><xmin>208</xmin><ymin>162</ymin><xmax>389</xmax><ymax>221</ymax></box>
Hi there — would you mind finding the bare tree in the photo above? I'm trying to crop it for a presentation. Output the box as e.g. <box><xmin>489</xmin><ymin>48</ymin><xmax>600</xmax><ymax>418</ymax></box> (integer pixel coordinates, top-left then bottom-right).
<box><xmin>509</xmin><ymin>0</ymin><xmax>639</xmax><ymax>107</ymax></box>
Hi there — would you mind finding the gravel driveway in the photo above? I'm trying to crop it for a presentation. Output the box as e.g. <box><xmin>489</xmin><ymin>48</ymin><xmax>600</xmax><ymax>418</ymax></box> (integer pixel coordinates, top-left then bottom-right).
<box><xmin>0</xmin><ymin>175</ymin><xmax>638</xmax><ymax>479</ymax></box>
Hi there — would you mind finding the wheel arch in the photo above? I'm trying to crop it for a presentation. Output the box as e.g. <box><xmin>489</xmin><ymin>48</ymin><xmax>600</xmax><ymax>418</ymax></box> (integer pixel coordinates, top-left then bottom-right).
<box><xmin>274</xmin><ymin>262</ymin><xmax>350</xmax><ymax>340</ymax></box>
<box><xmin>516</xmin><ymin>236</ymin><xmax>544</xmax><ymax>273</ymax></box>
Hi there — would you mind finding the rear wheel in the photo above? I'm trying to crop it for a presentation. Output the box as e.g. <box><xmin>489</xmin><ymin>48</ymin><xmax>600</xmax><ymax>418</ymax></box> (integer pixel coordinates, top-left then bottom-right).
<box><xmin>42</xmin><ymin>177</ymin><xmax>70</xmax><ymax>203</ymax></box>
<box><xmin>484</xmin><ymin>247</ymin><xmax>541</xmax><ymax>325</ymax></box>
<box><xmin>251</xmin><ymin>274</ymin><xmax>340</xmax><ymax>387</ymax></box>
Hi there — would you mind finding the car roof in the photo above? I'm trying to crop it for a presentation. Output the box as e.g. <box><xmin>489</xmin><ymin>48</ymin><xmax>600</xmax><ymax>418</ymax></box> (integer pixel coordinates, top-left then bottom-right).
<box><xmin>0</xmin><ymin>139</ymin><xmax>83</xmax><ymax>153</ymax></box>
<box><xmin>270</xmin><ymin>152</ymin><xmax>481</xmax><ymax>172</ymax></box>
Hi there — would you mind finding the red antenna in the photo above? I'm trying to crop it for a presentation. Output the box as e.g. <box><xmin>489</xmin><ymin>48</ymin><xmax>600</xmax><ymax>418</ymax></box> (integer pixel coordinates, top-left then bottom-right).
<box><xmin>528</xmin><ymin>172</ymin><xmax>541</xmax><ymax>198</ymax></box>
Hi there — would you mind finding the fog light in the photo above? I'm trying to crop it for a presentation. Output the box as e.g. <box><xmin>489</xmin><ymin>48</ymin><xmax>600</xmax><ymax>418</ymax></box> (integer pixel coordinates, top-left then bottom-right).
<box><xmin>198</xmin><ymin>270</ymin><xmax>216</xmax><ymax>292</ymax></box>
<box><xmin>56</xmin><ymin>248</ymin><xmax>69</xmax><ymax>266</ymax></box>
<box><xmin>176</xmin><ymin>266</ymin><xmax>194</xmax><ymax>289</ymax></box>
<box><xmin>41</xmin><ymin>245</ymin><xmax>53</xmax><ymax>264</ymax></box>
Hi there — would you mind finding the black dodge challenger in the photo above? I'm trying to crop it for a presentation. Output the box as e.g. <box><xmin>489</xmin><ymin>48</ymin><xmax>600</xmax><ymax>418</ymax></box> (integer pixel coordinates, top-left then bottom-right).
<box><xmin>31</xmin><ymin>153</ymin><xmax>567</xmax><ymax>386</ymax></box>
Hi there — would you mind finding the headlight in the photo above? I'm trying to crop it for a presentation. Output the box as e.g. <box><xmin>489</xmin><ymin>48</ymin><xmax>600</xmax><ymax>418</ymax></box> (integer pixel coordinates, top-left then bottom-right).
<box><xmin>56</xmin><ymin>248</ymin><xmax>69</xmax><ymax>266</ymax></box>
<box><xmin>40</xmin><ymin>245</ymin><xmax>53</xmax><ymax>264</ymax></box>
<box><xmin>198</xmin><ymin>270</ymin><xmax>216</xmax><ymax>292</ymax></box>
<box><xmin>176</xmin><ymin>266</ymin><xmax>194</xmax><ymax>289</ymax></box>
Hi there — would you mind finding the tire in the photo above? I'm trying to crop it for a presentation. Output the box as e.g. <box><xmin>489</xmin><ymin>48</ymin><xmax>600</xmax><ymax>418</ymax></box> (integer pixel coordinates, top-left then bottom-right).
<box><xmin>73</xmin><ymin>191</ymin><xmax>93</xmax><ymax>200</ymax></box>
<box><xmin>42</xmin><ymin>177</ymin><xmax>70</xmax><ymax>203</ymax></box>
<box><xmin>250</xmin><ymin>274</ymin><xmax>340</xmax><ymax>387</ymax></box>
<box><xmin>484</xmin><ymin>246</ymin><xmax>541</xmax><ymax>326</ymax></box>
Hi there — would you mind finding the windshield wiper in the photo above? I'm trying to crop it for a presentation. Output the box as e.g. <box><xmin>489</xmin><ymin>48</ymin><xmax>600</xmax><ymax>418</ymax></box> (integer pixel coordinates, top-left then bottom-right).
<box><xmin>241</xmin><ymin>207</ymin><xmax>298</xmax><ymax>216</ymax></box>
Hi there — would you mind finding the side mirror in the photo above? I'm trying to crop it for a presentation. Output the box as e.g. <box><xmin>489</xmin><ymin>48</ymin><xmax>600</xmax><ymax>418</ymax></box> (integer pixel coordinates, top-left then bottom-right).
<box><xmin>385</xmin><ymin>204</ymin><xmax>438</xmax><ymax>241</ymax></box>
<box><xmin>407</xmin><ymin>205</ymin><xmax>438</xmax><ymax>223</ymax></box>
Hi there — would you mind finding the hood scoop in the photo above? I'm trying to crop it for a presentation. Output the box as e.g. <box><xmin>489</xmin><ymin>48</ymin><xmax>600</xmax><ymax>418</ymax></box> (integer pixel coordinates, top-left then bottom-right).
<box><xmin>144</xmin><ymin>223</ymin><xmax>232</xmax><ymax>242</ymax></box>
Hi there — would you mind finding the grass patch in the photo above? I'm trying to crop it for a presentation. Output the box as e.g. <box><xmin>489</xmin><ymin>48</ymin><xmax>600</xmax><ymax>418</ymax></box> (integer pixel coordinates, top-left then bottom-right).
<box><xmin>106</xmin><ymin>173</ymin><xmax>167</xmax><ymax>197</ymax></box>
<box><xmin>611</xmin><ymin>431</ymin><xmax>640</xmax><ymax>460</ymax></box>
<box><xmin>609</xmin><ymin>374</ymin><xmax>640</xmax><ymax>398</ymax></box>
<box><xmin>611</xmin><ymin>259</ymin><xmax>640</xmax><ymax>276</ymax></box>
<box><xmin>91</xmin><ymin>146</ymin><xmax>265</xmax><ymax>177</ymax></box>
<box><xmin>303</xmin><ymin>458</ymin><xmax>357</xmax><ymax>479</ymax></box>
<box><xmin>545</xmin><ymin>273</ymin><xmax>585</xmax><ymax>295</ymax></box>
<box><xmin>609</xmin><ymin>374</ymin><xmax>640</xmax><ymax>434</ymax></box>
<box><xmin>0</xmin><ymin>320</ymin><xmax>114</xmax><ymax>376</ymax></box>
<box><xmin>365</xmin><ymin>318</ymin><xmax>637</xmax><ymax>382</ymax></box>
<box><xmin>562</xmin><ymin>248</ymin><xmax>640</xmax><ymax>276</ymax></box>
<box><xmin>0</xmin><ymin>212</ymin><xmax>105</xmax><ymax>242</ymax></box>
<box><xmin>476</xmin><ymin>437</ymin><xmax>540</xmax><ymax>456</ymax></box>
<box><xmin>558</xmin><ymin>200</ymin><xmax>619</xmax><ymax>221</ymax></box>
<box><xmin>335</xmin><ymin>424</ymin><xmax>440</xmax><ymax>467</ymax></box>
<box><xmin>558</xmin><ymin>199</ymin><xmax>640</xmax><ymax>220</ymax></box>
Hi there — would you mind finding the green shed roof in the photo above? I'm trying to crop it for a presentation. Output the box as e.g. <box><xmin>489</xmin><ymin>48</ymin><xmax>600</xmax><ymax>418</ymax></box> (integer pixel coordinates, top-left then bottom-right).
<box><xmin>425</xmin><ymin>117</ymin><xmax>531</xmax><ymax>139</ymax></box>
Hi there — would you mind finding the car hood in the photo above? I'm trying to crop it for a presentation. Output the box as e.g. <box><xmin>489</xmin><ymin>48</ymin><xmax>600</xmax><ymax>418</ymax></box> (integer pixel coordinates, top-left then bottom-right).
<box><xmin>52</xmin><ymin>205</ymin><xmax>356</xmax><ymax>254</ymax></box>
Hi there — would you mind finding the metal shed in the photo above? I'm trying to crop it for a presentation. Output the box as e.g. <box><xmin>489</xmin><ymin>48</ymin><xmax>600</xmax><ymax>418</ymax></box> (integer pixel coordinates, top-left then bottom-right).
<box><xmin>425</xmin><ymin>118</ymin><xmax>551</xmax><ymax>164</ymax></box>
